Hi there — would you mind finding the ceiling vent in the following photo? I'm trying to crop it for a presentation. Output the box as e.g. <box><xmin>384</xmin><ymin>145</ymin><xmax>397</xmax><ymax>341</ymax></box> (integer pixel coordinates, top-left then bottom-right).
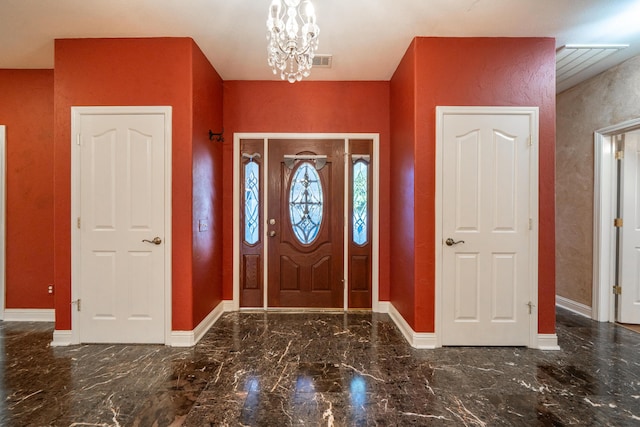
<box><xmin>312</xmin><ymin>55</ymin><xmax>332</xmax><ymax>68</ymax></box>
<box><xmin>556</xmin><ymin>44</ymin><xmax>628</xmax><ymax>87</ymax></box>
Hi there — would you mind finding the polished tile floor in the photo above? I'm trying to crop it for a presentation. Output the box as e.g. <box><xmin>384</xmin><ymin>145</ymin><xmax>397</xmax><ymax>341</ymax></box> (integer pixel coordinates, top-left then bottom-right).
<box><xmin>0</xmin><ymin>307</ymin><xmax>639</xmax><ymax>426</ymax></box>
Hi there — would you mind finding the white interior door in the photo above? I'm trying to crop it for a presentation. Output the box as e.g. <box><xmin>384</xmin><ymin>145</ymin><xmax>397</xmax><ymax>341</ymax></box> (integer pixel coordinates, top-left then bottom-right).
<box><xmin>77</xmin><ymin>111</ymin><xmax>167</xmax><ymax>343</ymax></box>
<box><xmin>440</xmin><ymin>109</ymin><xmax>534</xmax><ymax>346</ymax></box>
<box><xmin>0</xmin><ymin>125</ymin><xmax>5</xmax><ymax>320</ymax></box>
<box><xmin>619</xmin><ymin>130</ymin><xmax>640</xmax><ymax>324</ymax></box>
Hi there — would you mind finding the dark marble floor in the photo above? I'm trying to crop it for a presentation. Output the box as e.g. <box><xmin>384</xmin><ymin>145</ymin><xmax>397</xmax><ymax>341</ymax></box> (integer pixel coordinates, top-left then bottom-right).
<box><xmin>0</xmin><ymin>307</ymin><xmax>639</xmax><ymax>426</ymax></box>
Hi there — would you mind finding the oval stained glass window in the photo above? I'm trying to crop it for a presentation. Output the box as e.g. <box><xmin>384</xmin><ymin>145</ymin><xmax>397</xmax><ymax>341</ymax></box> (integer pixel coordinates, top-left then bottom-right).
<box><xmin>289</xmin><ymin>162</ymin><xmax>323</xmax><ymax>244</ymax></box>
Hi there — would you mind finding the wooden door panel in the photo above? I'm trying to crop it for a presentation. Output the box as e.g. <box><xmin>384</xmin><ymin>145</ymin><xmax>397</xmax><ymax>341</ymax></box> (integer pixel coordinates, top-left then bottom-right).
<box><xmin>348</xmin><ymin>139</ymin><xmax>373</xmax><ymax>308</ymax></box>
<box><xmin>242</xmin><ymin>254</ymin><xmax>261</xmax><ymax>290</ymax></box>
<box><xmin>311</xmin><ymin>256</ymin><xmax>331</xmax><ymax>291</ymax></box>
<box><xmin>268</xmin><ymin>139</ymin><xmax>344</xmax><ymax>308</ymax></box>
<box><xmin>239</xmin><ymin>139</ymin><xmax>264</xmax><ymax>308</ymax></box>
<box><xmin>280</xmin><ymin>256</ymin><xmax>301</xmax><ymax>291</ymax></box>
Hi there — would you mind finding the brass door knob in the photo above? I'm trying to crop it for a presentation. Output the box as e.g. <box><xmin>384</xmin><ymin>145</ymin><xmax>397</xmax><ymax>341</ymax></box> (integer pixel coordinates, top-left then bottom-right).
<box><xmin>445</xmin><ymin>238</ymin><xmax>465</xmax><ymax>246</ymax></box>
<box><xmin>142</xmin><ymin>237</ymin><xmax>162</xmax><ymax>245</ymax></box>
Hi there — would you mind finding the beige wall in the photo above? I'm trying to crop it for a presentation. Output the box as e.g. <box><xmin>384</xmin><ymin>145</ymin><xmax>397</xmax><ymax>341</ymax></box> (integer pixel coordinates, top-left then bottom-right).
<box><xmin>557</xmin><ymin>55</ymin><xmax>640</xmax><ymax>306</ymax></box>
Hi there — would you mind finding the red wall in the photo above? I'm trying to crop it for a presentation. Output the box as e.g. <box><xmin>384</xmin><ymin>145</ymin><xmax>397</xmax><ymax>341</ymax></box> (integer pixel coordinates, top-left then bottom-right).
<box><xmin>53</xmin><ymin>38</ymin><xmax>214</xmax><ymax>331</ymax></box>
<box><xmin>389</xmin><ymin>44</ymin><xmax>418</xmax><ymax>327</ymax></box>
<box><xmin>390</xmin><ymin>37</ymin><xmax>556</xmax><ymax>333</ymax></box>
<box><xmin>0</xmin><ymin>70</ymin><xmax>55</xmax><ymax>309</ymax></box>
<box><xmin>191</xmin><ymin>44</ymin><xmax>224</xmax><ymax>326</ymax></box>
<box><xmin>222</xmin><ymin>81</ymin><xmax>391</xmax><ymax>301</ymax></box>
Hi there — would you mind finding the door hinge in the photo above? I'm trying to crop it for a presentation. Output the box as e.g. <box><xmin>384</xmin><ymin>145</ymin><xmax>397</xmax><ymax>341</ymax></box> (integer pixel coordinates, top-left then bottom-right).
<box><xmin>529</xmin><ymin>218</ymin><xmax>533</xmax><ymax>230</ymax></box>
<box><xmin>615</xmin><ymin>150</ymin><xmax>624</xmax><ymax>160</ymax></box>
<box><xmin>77</xmin><ymin>217</ymin><xmax>81</xmax><ymax>229</ymax></box>
<box><xmin>614</xmin><ymin>218</ymin><xmax>623</xmax><ymax>228</ymax></box>
<box><xmin>76</xmin><ymin>134</ymin><xmax>81</xmax><ymax>146</ymax></box>
<box><xmin>613</xmin><ymin>285</ymin><xmax>622</xmax><ymax>295</ymax></box>
<box><xmin>71</xmin><ymin>299</ymin><xmax>81</xmax><ymax>311</ymax></box>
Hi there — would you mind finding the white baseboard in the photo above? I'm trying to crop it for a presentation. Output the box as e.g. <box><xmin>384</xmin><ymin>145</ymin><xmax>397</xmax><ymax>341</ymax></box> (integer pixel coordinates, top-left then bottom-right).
<box><xmin>376</xmin><ymin>301</ymin><xmax>390</xmax><ymax>313</ymax></box>
<box><xmin>4</xmin><ymin>309</ymin><xmax>55</xmax><ymax>322</ymax></box>
<box><xmin>556</xmin><ymin>295</ymin><xmax>592</xmax><ymax>319</ymax></box>
<box><xmin>388</xmin><ymin>303</ymin><xmax>437</xmax><ymax>349</ymax></box>
<box><xmin>169</xmin><ymin>300</ymin><xmax>225</xmax><ymax>347</ymax></box>
<box><xmin>537</xmin><ymin>333</ymin><xmax>561</xmax><ymax>351</ymax></box>
<box><xmin>51</xmin><ymin>330</ymin><xmax>74</xmax><ymax>347</ymax></box>
<box><xmin>222</xmin><ymin>300</ymin><xmax>235</xmax><ymax>312</ymax></box>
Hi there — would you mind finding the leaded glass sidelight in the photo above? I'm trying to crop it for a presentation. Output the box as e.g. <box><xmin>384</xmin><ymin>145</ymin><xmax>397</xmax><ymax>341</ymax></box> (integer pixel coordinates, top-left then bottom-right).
<box><xmin>244</xmin><ymin>161</ymin><xmax>260</xmax><ymax>245</ymax></box>
<box><xmin>289</xmin><ymin>162</ymin><xmax>323</xmax><ymax>244</ymax></box>
<box><xmin>353</xmin><ymin>160</ymin><xmax>368</xmax><ymax>245</ymax></box>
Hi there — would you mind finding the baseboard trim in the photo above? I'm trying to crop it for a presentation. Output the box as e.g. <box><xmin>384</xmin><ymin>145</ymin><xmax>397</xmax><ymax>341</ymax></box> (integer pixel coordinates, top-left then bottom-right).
<box><xmin>222</xmin><ymin>300</ymin><xmax>235</xmax><ymax>312</ymax></box>
<box><xmin>51</xmin><ymin>330</ymin><xmax>73</xmax><ymax>347</ymax></box>
<box><xmin>388</xmin><ymin>303</ymin><xmax>437</xmax><ymax>349</ymax></box>
<box><xmin>376</xmin><ymin>301</ymin><xmax>390</xmax><ymax>313</ymax></box>
<box><xmin>4</xmin><ymin>309</ymin><xmax>55</xmax><ymax>322</ymax></box>
<box><xmin>169</xmin><ymin>301</ymin><xmax>225</xmax><ymax>347</ymax></box>
<box><xmin>537</xmin><ymin>333</ymin><xmax>561</xmax><ymax>351</ymax></box>
<box><xmin>556</xmin><ymin>295</ymin><xmax>592</xmax><ymax>319</ymax></box>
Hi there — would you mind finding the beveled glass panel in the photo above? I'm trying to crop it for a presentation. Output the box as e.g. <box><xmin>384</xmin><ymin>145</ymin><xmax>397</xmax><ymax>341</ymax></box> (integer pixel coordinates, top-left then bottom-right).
<box><xmin>289</xmin><ymin>162</ymin><xmax>323</xmax><ymax>244</ymax></box>
<box><xmin>353</xmin><ymin>161</ymin><xmax>368</xmax><ymax>245</ymax></box>
<box><xmin>244</xmin><ymin>161</ymin><xmax>259</xmax><ymax>245</ymax></box>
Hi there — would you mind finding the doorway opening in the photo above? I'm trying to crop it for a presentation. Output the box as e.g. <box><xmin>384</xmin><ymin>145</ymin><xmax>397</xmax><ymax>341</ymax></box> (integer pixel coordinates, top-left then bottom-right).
<box><xmin>232</xmin><ymin>134</ymin><xmax>380</xmax><ymax>311</ymax></box>
<box><xmin>594</xmin><ymin>118</ymin><xmax>640</xmax><ymax>324</ymax></box>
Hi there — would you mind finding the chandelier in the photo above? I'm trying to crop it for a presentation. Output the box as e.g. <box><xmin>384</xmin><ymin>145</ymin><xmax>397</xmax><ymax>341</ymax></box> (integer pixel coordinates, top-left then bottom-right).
<box><xmin>266</xmin><ymin>0</ymin><xmax>319</xmax><ymax>83</ymax></box>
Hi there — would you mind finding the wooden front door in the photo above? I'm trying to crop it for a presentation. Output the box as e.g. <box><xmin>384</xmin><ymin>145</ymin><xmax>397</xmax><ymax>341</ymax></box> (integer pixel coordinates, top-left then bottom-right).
<box><xmin>267</xmin><ymin>139</ymin><xmax>344</xmax><ymax>308</ymax></box>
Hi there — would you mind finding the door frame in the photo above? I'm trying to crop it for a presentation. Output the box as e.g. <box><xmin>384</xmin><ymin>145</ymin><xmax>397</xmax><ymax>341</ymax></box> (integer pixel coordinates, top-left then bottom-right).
<box><xmin>70</xmin><ymin>106</ymin><xmax>173</xmax><ymax>344</ymax></box>
<box><xmin>593</xmin><ymin>117</ymin><xmax>640</xmax><ymax>322</ymax></box>
<box><xmin>233</xmin><ymin>133</ymin><xmax>381</xmax><ymax>311</ymax></box>
<box><xmin>0</xmin><ymin>126</ymin><xmax>5</xmax><ymax>320</ymax></box>
<box><xmin>435</xmin><ymin>106</ymin><xmax>539</xmax><ymax>347</ymax></box>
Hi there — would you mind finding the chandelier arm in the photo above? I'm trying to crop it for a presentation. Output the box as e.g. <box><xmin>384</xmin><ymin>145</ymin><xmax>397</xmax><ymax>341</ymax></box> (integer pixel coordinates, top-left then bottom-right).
<box><xmin>270</xmin><ymin>33</ymin><xmax>315</xmax><ymax>58</ymax></box>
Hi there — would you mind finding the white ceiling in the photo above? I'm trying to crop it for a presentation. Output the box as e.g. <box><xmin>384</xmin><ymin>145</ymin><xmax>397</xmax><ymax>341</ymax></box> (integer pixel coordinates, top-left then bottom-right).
<box><xmin>1</xmin><ymin>0</ymin><xmax>640</xmax><ymax>92</ymax></box>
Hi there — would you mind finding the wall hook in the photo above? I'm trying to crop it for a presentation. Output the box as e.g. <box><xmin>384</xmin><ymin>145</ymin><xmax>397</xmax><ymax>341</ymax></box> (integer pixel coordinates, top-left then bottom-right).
<box><xmin>209</xmin><ymin>129</ymin><xmax>224</xmax><ymax>142</ymax></box>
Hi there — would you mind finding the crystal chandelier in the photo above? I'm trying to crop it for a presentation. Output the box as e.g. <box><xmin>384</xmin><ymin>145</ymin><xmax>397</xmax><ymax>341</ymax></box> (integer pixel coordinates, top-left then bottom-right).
<box><xmin>266</xmin><ymin>0</ymin><xmax>319</xmax><ymax>83</ymax></box>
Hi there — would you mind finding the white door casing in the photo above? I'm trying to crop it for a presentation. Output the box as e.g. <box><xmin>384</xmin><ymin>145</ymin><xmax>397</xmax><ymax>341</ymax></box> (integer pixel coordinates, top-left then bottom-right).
<box><xmin>71</xmin><ymin>107</ymin><xmax>172</xmax><ymax>344</ymax></box>
<box><xmin>436</xmin><ymin>106</ymin><xmax>539</xmax><ymax>347</ymax></box>
<box><xmin>619</xmin><ymin>130</ymin><xmax>640</xmax><ymax>324</ymax></box>
<box><xmin>232</xmin><ymin>133</ymin><xmax>381</xmax><ymax>311</ymax></box>
<box><xmin>0</xmin><ymin>126</ymin><xmax>5</xmax><ymax>320</ymax></box>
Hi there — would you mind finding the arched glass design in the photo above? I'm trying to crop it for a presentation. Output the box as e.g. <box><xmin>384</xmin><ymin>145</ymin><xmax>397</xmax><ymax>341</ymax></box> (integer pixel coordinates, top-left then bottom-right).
<box><xmin>353</xmin><ymin>160</ymin><xmax>368</xmax><ymax>245</ymax></box>
<box><xmin>244</xmin><ymin>161</ymin><xmax>259</xmax><ymax>245</ymax></box>
<box><xmin>289</xmin><ymin>162</ymin><xmax>323</xmax><ymax>244</ymax></box>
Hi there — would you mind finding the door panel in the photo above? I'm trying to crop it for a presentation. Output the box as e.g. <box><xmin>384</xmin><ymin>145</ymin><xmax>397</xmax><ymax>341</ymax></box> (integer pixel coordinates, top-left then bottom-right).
<box><xmin>239</xmin><ymin>139</ymin><xmax>265</xmax><ymax>307</ymax></box>
<box><xmin>268</xmin><ymin>139</ymin><xmax>344</xmax><ymax>308</ymax></box>
<box><xmin>442</xmin><ymin>112</ymin><xmax>531</xmax><ymax>346</ymax></box>
<box><xmin>79</xmin><ymin>113</ymin><xmax>166</xmax><ymax>343</ymax></box>
<box><xmin>620</xmin><ymin>131</ymin><xmax>640</xmax><ymax>323</ymax></box>
<box><xmin>348</xmin><ymin>139</ymin><xmax>373</xmax><ymax>308</ymax></box>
